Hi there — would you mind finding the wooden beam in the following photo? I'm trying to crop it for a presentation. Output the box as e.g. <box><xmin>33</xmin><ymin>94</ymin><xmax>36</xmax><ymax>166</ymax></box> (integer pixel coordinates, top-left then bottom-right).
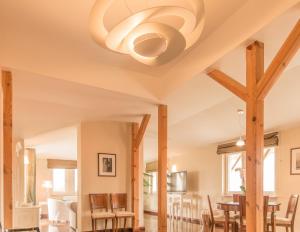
<box><xmin>257</xmin><ymin>19</ymin><xmax>300</xmax><ymax>99</ymax></box>
<box><xmin>131</xmin><ymin>123</ymin><xmax>139</xmax><ymax>230</ymax></box>
<box><xmin>131</xmin><ymin>114</ymin><xmax>150</xmax><ymax>230</ymax></box>
<box><xmin>207</xmin><ymin>69</ymin><xmax>248</xmax><ymax>101</ymax></box>
<box><xmin>2</xmin><ymin>70</ymin><xmax>13</xmax><ymax>228</ymax></box>
<box><xmin>158</xmin><ymin>105</ymin><xmax>167</xmax><ymax>232</ymax></box>
<box><xmin>245</xmin><ymin>41</ymin><xmax>264</xmax><ymax>232</ymax></box>
<box><xmin>134</xmin><ymin>114</ymin><xmax>151</xmax><ymax>148</ymax></box>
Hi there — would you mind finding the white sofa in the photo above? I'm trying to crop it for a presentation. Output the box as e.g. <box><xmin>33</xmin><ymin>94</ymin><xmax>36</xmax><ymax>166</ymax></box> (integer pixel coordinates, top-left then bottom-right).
<box><xmin>68</xmin><ymin>202</ymin><xmax>77</xmax><ymax>231</ymax></box>
<box><xmin>48</xmin><ymin>198</ymin><xmax>69</xmax><ymax>223</ymax></box>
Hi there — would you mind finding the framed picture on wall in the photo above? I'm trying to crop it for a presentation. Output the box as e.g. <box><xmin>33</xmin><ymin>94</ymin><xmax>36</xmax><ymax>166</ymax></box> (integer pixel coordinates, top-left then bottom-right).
<box><xmin>98</xmin><ymin>153</ymin><xmax>116</xmax><ymax>177</ymax></box>
<box><xmin>290</xmin><ymin>148</ymin><xmax>300</xmax><ymax>175</ymax></box>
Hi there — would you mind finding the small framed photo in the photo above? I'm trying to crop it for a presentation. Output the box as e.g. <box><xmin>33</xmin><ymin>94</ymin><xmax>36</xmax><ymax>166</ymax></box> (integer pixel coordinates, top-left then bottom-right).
<box><xmin>98</xmin><ymin>153</ymin><xmax>116</xmax><ymax>177</ymax></box>
<box><xmin>290</xmin><ymin>148</ymin><xmax>300</xmax><ymax>175</ymax></box>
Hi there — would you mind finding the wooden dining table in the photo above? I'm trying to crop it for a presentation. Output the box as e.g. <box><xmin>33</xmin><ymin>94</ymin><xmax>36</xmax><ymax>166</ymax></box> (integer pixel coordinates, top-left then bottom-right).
<box><xmin>217</xmin><ymin>201</ymin><xmax>281</xmax><ymax>232</ymax></box>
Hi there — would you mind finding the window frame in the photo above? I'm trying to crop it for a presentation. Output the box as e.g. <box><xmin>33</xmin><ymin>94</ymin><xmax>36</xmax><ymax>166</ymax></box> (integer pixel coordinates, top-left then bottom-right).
<box><xmin>222</xmin><ymin>147</ymin><xmax>276</xmax><ymax>195</ymax></box>
<box><xmin>52</xmin><ymin>168</ymin><xmax>78</xmax><ymax>194</ymax></box>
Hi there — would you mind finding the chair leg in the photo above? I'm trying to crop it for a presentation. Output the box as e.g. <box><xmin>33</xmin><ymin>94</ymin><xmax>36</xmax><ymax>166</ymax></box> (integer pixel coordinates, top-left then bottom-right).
<box><xmin>112</xmin><ymin>218</ymin><xmax>115</xmax><ymax>232</ymax></box>
<box><xmin>132</xmin><ymin>217</ymin><xmax>135</xmax><ymax>230</ymax></box>
<box><xmin>124</xmin><ymin>218</ymin><xmax>127</xmax><ymax>229</ymax></box>
<box><xmin>91</xmin><ymin>219</ymin><xmax>95</xmax><ymax>232</ymax></box>
<box><xmin>116</xmin><ymin>218</ymin><xmax>119</xmax><ymax>232</ymax></box>
<box><xmin>105</xmin><ymin>219</ymin><xmax>107</xmax><ymax>231</ymax></box>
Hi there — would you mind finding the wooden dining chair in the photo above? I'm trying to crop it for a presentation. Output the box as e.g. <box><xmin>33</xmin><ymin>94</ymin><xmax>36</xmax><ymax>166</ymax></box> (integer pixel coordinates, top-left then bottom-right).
<box><xmin>263</xmin><ymin>196</ymin><xmax>270</xmax><ymax>232</ymax></box>
<box><xmin>267</xmin><ymin>194</ymin><xmax>299</xmax><ymax>232</ymax></box>
<box><xmin>238</xmin><ymin>195</ymin><xmax>246</xmax><ymax>232</ymax></box>
<box><xmin>89</xmin><ymin>193</ymin><xmax>116</xmax><ymax>232</ymax></box>
<box><xmin>238</xmin><ymin>195</ymin><xmax>269</xmax><ymax>232</ymax></box>
<box><xmin>207</xmin><ymin>195</ymin><xmax>237</xmax><ymax>232</ymax></box>
<box><xmin>110</xmin><ymin>193</ymin><xmax>135</xmax><ymax>231</ymax></box>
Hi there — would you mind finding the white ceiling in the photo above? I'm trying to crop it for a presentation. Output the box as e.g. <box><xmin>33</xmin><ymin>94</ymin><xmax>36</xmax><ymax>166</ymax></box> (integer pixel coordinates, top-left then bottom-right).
<box><xmin>24</xmin><ymin>127</ymin><xmax>78</xmax><ymax>160</ymax></box>
<box><xmin>1</xmin><ymin>1</ymin><xmax>300</xmax><ymax>161</ymax></box>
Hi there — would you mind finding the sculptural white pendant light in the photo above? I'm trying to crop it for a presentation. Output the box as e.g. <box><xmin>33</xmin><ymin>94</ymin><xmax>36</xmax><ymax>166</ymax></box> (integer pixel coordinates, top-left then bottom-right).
<box><xmin>89</xmin><ymin>0</ymin><xmax>205</xmax><ymax>65</ymax></box>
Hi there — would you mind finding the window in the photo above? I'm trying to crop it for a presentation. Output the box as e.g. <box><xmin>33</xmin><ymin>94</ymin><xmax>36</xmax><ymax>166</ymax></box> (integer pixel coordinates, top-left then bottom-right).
<box><xmin>52</xmin><ymin>169</ymin><xmax>66</xmax><ymax>192</ymax></box>
<box><xmin>152</xmin><ymin>172</ymin><xmax>158</xmax><ymax>193</ymax></box>
<box><xmin>74</xmin><ymin>169</ymin><xmax>78</xmax><ymax>192</ymax></box>
<box><xmin>224</xmin><ymin>147</ymin><xmax>276</xmax><ymax>193</ymax></box>
<box><xmin>264</xmin><ymin>148</ymin><xmax>275</xmax><ymax>192</ymax></box>
<box><xmin>227</xmin><ymin>153</ymin><xmax>243</xmax><ymax>192</ymax></box>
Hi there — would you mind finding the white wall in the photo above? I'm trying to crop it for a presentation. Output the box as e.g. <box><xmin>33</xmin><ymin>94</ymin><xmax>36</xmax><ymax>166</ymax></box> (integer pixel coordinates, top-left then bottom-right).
<box><xmin>78</xmin><ymin>121</ymin><xmax>138</xmax><ymax>231</ymax></box>
<box><xmin>276</xmin><ymin>126</ymin><xmax>300</xmax><ymax>231</ymax></box>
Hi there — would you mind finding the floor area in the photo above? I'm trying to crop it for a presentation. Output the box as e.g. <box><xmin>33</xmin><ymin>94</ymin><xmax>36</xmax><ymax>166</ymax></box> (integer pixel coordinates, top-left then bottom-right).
<box><xmin>144</xmin><ymin>214</ymin><xmax>223</xmax><ymax>232</ymax></box>
<box><xmin>40</xmin><ymin>220</ymin><xmax>71</xmax><ymax>232</ymax></box>
<box><xmin>38</xmin><ymin>216</ymin><xmax>223</xmax><ymax>232</ymax></box>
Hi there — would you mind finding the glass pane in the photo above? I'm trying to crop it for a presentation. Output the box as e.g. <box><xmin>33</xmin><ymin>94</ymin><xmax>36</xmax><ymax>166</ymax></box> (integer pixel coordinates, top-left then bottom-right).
<box><xmin>53</xmin><ymin>169</ymin><xmax>66</xmax><ymax>192</ymax></box>
<box><xmin>228</xmin><ymin>153</ymin><xmax>242</xmax><ymax>192</ymax></box>
<box><xmin>264</xmin><ymin>148</ymin><xmax>275</xmax><ymax>192</ymax></box>
<box><xmin>74</xmin><ymin>169</ymin><xmax>78</xmax><ymax>192</ymax></box>
<box><xmin>152</xmin><ymin>172</ymin><xmax>157</xmax><ymax>193</ymax></box>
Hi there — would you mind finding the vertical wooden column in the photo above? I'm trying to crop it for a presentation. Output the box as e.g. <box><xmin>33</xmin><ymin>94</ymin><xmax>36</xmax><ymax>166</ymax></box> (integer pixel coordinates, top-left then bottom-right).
<box><xmin>2</xmin><ymin>70</ymin><xmax>13</xmax><ymax>228</ymax></box>
<box><xmin>208</xmin><ymin>19</ymin><xmax>300</xmax><ymax>231</ymax></box>
<box><xmin>158</xmin><ymin>105</ymin><xmax>167</xmax><ymax>232</ymax></box>
<box><xmin>131</xmin><ymin>114</ymin><xmax>150</xmax><ymax>231</ymax></box>
<box><xmin>131</xmin><ymin>123</ymin><xmax>139</xmax><ymax>230</ymax></box>
<box><xmin>245</xmin><ymin>42</ymin><xmax>264</xmax><ymax>232</ymax></box>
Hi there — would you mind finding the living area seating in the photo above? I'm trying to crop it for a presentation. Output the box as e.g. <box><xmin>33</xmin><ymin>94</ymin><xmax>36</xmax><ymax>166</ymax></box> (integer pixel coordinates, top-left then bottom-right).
<box><xmin>48</xmin><ymin>198</ymin><xmax>69</xmax><ymax>224</ymax></box>
<box><xmin>111</xmin><ymin>193</ymin><xmax>135</xmax><ymax>231</ymax></box>
<box><xmin>89</xmin><ymin>194</ymin><xmax>115</xmax><ymax>232</ymax></box>
<box><xmin>267</xmin><ymin>194</ymin><xmax>299</xmax><ymax>232</ymax></box>
<box><xmin>207</xmin><ymin>195</ymin><xmax>238</xmax><ymax>232</ymax></box>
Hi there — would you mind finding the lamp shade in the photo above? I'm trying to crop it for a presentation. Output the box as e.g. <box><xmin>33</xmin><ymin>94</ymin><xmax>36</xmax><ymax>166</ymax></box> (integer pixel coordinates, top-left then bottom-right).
<box><xmin>89</xmin><ymin>0</ymin><xmax>205</xmax><ymax>65</ymax></box>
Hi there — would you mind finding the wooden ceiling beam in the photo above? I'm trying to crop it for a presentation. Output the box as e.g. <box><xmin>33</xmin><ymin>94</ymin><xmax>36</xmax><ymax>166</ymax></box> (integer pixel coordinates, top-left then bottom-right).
<box><xmin>134</xmin><ymin>114</ymin><xmax>151</xmax><ymax>148</ymax></box>
<box><xmin>257</xmin><ymin>19</ymin><xmax>300</xmax><ymax>99</ymax></box>
<box><xmin>207</xmin><ymin>69</ymin><xmax>248</xmax><ymax>101</ymax></box>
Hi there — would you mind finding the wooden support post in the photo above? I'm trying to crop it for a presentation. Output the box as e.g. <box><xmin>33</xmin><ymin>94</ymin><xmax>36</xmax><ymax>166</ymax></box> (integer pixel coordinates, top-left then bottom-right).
<box><xmin>257</xmin><ymin>19</ymin><xmax>300</xmax><ymax>99</ymax></box>
<box><xmin>131</xmin><ymin>114</ymin><xmax>150</xmax><ymax>231</ymax></box>
<box><xmin>245</xmin><ymin>41</ymin><xmax>264</xmax><ymax>232</ymax></box>
<box><xmin>207</xmin><ymin>19</ymin><xmax>300</xmax><ymax>232</ymax></box>
<box><xmin>2</xmin><ymin>70</ymin><xmax>13</xmax><ymax>229</ymax></box>
<box><xmin>131</xmin><ymin>123</ymin><xmax>139</xmax><ymax>230</ymax></box>
<box><xmin>158</xmin><ymin>105</ymin><xmax>167</xmax><ymax>232</ymax></box>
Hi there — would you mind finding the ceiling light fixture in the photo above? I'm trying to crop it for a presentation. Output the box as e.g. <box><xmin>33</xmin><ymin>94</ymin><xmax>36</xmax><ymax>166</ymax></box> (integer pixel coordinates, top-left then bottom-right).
<box><xmin>89</xmin><ymin>0</ymin><xmax>205</xmax><ymax>65</ymax></box>
<box><xmin>236</xmin><ymin>109</ymin><xmax>245</xmax><ymax>147</ymax></box>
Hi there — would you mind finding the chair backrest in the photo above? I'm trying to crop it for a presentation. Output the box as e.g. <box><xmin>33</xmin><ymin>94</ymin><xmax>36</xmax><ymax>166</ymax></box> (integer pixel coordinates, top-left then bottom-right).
<box><xmin>239</xmin><ymin>195</ymin><xmax>246</xmax><ymax>227</ymax></box>
<box><xmin>110</xmin><ymin>193</ymin><xmax>127</xmax><ymax>211</ymax></box>
<box><xmin>286</xmin><ymin>194</ymin><xmax>299</xmax><ymax>222</ymax></box>
<box><xmin>89</xmin><ymin>193</ymin><xmax>109</xmax><ymax>213</ymax></box>
<box><xmin>233</xmin><ymin>194</ymin><xmax>240</xmax><ymax>202</ymax></box>
<box><xmin>207</xmin><ymin>195</ymin><xmax>215</xmax><ymax>224</ymax></box>
<box><xmin>263</xmin><ymin>195</ymin><xmax>269</xmax><ymax>230</ymax></box>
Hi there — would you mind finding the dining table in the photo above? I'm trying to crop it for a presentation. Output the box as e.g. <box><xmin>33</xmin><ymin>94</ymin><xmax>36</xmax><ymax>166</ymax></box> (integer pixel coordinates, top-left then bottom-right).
<box><xmin>217</xmin><ymin>201</ymin><xmax>281</xmax><ymax>232</ymax></box>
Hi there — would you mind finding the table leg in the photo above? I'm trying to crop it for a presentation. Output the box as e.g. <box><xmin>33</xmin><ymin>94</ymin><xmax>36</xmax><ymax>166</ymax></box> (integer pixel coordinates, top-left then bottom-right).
<box><xmin>271</xmin><ymin>211</ymin><xmax>276</xmax><ymax>232</ymax></box>
<box><xmin>224</xmin><ymin>210</ymin><xmax>230</xmax><ymax>232</ymax></box>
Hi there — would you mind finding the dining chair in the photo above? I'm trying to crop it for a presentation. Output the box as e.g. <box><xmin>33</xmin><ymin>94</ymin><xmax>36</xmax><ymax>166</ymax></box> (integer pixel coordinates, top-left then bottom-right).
<box><xmin>207</xmin><ymin>195</ymin><xmax>237</xmax><ymax>232</ymax></box>
<box><xmin>238</xmin><ymin>195</ymin><xmax>246</xmax><ymax>232</ymax></box>
<box><xmin>89</xmin><ymin>193</ymin><xmax>115</xmax><ymax>232</ymax></box>
<box><xmin>238</xmin><ymin>195</ymin><xmax>269</xmax><ymax>232</ymax></box>
<box><xmin>263</xmin><ymin>196</ymin><xmax>270</xmax><ymax>232</ymax></box>
<box><xmin>110</xmin><ymin>193</ymin><xmax>135</xmax><ymax>231</ymax></box>
<box><xmin>267</xmin><ymin>194</ymin><xmax>299</xmax><ymax>232</ymax></box>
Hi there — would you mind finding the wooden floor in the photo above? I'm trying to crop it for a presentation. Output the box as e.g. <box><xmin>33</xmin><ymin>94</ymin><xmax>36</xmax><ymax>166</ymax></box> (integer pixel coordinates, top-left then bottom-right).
<box><xmin>40</xmin><ymin>220</ymin><xmax>71</xmax><ymax>232</ymax></box>
<box><xmin>144</xmin><ymin>214</ymin><xmax>223</xmax><ymax>232</ymax></box>
<box><xmin>39</xmin><ymin>216</ymin><xmax>224</xmax><ymax>232</ymax></box>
